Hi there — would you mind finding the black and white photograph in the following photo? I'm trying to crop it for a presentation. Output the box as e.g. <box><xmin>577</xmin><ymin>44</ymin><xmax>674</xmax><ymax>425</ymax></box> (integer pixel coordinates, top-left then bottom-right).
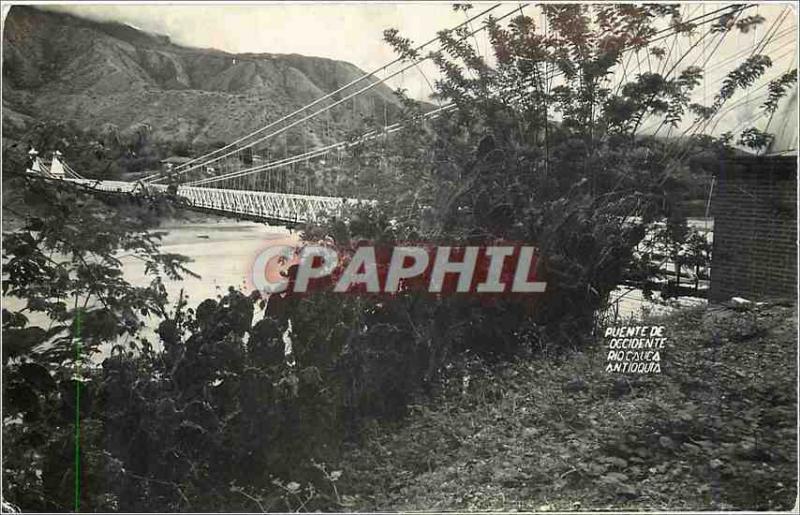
<box><xmin>1</xmin><ymin>1</ymin><xmax>798</xmax><ymax>512</ymax></box>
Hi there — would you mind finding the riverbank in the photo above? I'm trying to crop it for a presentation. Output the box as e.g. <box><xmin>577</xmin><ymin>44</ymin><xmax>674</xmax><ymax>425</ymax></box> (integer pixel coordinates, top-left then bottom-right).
<box><xmin>334</xmin><ymin>302</ymin><xmax>797</xmax><ymax>511</ymax></box>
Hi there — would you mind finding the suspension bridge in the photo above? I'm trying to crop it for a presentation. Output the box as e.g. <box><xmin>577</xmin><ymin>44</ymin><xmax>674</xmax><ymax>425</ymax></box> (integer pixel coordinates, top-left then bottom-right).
<box><xmin>24</xmin><ymin>3</ymin><xmax>797</xmax><ymax>226</ymax></box>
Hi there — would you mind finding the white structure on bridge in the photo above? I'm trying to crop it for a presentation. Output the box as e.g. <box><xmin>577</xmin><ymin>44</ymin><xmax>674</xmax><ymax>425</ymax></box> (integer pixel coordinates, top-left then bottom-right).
<box><xmin>24</xmin><ymin>149</ymin><xmax>364</xmax><ymax>225</ymax></box>
<box><xmin>26</xmin><ymin>148</ymin><xmax>72</xmax><ymax>179</ymax></box>
<box><xmin>25</xmin><ymin>148</ymin><xmax>45</xmax><ymax>175</ymax></box>
<box><xmin>50</xmin><ymin>150</ymin><xmax>65</xmax><ymax>179</ymax></box>
<box><xmin>26</xmin><ymin>150</ymin><xmax>363</xmax><ymax>225</ymax></box>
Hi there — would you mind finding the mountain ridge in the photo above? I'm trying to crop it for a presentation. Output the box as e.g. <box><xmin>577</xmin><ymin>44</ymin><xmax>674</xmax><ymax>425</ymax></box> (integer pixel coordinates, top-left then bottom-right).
<box><xmin>2</xmin><ymin>5</ymin><xmax>404</xmax><ymax>147</ymax></box>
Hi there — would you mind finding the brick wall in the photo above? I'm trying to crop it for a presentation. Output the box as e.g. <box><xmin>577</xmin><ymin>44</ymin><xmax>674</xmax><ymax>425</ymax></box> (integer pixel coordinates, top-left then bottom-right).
<box><xmin>709</xmin><ymin>155</ymin><xmax>797</xmax><ymax>302</ymax></box>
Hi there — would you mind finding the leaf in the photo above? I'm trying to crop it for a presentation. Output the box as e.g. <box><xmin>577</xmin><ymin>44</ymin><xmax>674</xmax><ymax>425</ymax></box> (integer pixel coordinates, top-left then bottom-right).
<box><xmin>2</xmin><ymin>309</ymin><xmax>28</xmax><ymax>329</ymax></box>
<box><xmin>2</xmin><ymin>327</ymin><xmax>47</xmax><ymax>362</ymax></box>
<box><xmin>6</xmin><ymin>382</ymin><xmax>39</xmax><ymax>416</ymax></box>
<box><xmin>18</xmin><ymin>362</ymin><xmax>56</xmax><ymax>391</ymax></box>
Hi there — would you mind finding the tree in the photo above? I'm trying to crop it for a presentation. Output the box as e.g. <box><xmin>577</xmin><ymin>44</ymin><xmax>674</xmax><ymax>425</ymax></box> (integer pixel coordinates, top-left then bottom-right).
<box><xmin>2</xmin><ymin>175</ymin><xmax>343</xmax><ymax>511</ymax></box>
<box><xmin>2</xmin><ymin>175</ymin><xmax>193</xmax><ymax>510</ymax></box>
<box><xmin>3</xmin><ymin>5</ymin><xmax>790</xmax><ymax>511</ymax></box>
<box><xmin>344</xmin><ymin>3</ymin><xmax>781</xmax><ymax>332</ymax></box>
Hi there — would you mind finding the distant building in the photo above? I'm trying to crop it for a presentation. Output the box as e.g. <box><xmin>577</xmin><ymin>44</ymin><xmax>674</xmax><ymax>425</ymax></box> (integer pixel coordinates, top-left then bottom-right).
<box><xmin>708</xmin><ymin>86</ymin><xmax>798</xmax><ymax>302</ymax></box>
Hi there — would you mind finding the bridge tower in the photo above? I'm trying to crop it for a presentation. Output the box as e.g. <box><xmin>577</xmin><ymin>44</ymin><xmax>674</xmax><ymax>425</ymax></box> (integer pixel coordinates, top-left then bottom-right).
<box><xmin>50</xmin><ymin>150</ymin><xmax>66</xmax><ymax>179</ymax></box>
<box><xmin>25</xmin><ymin>147</ymin><xmax>44</xmax><ymax>175</ymax></box>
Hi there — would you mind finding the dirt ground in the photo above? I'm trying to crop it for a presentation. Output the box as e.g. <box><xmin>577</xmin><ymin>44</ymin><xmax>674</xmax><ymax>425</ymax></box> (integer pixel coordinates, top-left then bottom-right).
<box><xmin>336</xmin><ymin>302</ymin><xmax>797</xmax><ymax>511</ymax></box>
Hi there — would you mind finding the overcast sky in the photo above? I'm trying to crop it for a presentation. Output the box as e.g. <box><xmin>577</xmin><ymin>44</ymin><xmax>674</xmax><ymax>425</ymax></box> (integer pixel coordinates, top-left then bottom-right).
<box><xmin>6</xmin><ymin>2</ymin><xmax>799</xmax><ymax>136</ymax></box>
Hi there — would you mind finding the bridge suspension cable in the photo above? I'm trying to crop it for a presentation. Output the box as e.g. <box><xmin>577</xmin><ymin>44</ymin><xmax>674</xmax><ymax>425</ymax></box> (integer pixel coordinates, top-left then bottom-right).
<box><xmin>636</xmin><ymin>30</ymin><xmax>796</xmax><ymax>135</ymax></box>
<box><xmin>188</xmin><ymin>104</ymin><xmax>457</xmax><ymax>186</ymax></box>
<box><xmin>156</xmin><ymin>3</ymin><xmax>771</xmax><ymax>196</ymax></box>
<box><xmin>667</xmin><ymin>5</ymin><xmax>794</xmax><ymax>162</ymax></box>
<box><xmin>190</xmin><ymin>4</ymin><xmax>762</xmax><ymax>189</ymax></box>
<box><xmin>62</xmin><ymin>3</ymin><xmax>793</xmax><ymax>224</ymax></box>
<box><xmin>148</xmin><ymin>5</ymin><xmax>533</xmax><ymax>185</ymax></box>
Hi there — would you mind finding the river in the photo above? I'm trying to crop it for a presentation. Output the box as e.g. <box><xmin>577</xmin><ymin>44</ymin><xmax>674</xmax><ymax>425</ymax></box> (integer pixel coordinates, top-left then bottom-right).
<box><xmin>132</xmin><ymin>217</ymin><xmax>710</xmax><ymax>322</ymax></box>
<box><xmin>119</xmin><ymin>218</ymin><xmax>297</xmax><ymax>307</ymax></box>
<box><xmin>4</xmin><ymin>216</ymin><xmax>711</xmax><ymax>357</ymax></box>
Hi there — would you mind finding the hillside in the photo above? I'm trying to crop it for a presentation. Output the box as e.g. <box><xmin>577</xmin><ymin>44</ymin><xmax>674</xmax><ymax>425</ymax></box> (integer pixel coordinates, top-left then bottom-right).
<box><xmin>2</xmin><ymin>6</ymin><xmax>404</xmax><ymax>147</ymax></box>
<box><xmin>336</xmin><ymin>303</ymin><xmax>797</xmax><ymax>511</ymax></box>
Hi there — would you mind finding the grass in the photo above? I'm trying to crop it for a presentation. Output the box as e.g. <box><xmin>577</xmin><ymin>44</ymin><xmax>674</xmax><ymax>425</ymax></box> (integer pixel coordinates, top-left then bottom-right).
<box><xmin>334</xmin><ymin>303</ymin><xmax>797</xmax><ymax>511</ymax></box>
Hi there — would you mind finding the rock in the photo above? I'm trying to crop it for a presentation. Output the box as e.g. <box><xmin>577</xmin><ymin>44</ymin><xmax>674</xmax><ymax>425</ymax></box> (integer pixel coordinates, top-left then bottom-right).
<box><xmin>658</xmin><ymin>435</ymin><xmax>676</xmax><ymax>450</ymax></box>
<box><xmin>563</xmin><ymin>377</ymin><xmax>589</xmax><ymax>393</ymax></box>
<box><xmin>522</xmin><ymin>427</ymin><xmax>540</xmax><ymax>438</ymax></box>
<box><xmin>616</xmin><ymin>484</ymin><xmax>639</xmax><ymax>499</ymax></box>
<box><xmin>611</xmin><ymin>377</ymin><xmax>632</xmax><ymax>398</ymax></box>
<box><xmin>726</xmin><ymin>297</ymin><xmax>755</xmax><ymax>311</ymax></box>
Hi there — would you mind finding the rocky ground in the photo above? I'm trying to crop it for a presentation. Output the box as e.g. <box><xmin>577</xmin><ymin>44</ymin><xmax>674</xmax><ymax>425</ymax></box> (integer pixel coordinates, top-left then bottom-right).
<box><xmin>335</xmin><ymin>302</ymin><xmax>797</xmax><ymax>511</ymax></box>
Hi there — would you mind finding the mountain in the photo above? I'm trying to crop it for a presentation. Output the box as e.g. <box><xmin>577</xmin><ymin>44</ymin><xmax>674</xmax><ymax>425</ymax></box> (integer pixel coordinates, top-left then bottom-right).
<box><xmin>2</xmin><ymin>6</ymin><xmax>404</xmax><ymax>147</ymax></box>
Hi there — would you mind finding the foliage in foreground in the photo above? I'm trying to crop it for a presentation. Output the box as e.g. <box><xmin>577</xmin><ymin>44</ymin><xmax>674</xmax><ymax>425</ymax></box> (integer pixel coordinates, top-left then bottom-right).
<box><xmin>3</xmin><ymin>4</ymin><xmax>797</xmax><ymax>512</ymax></box>
<box><xmin>328</xmin><ymin>2</ymin><xmax>788</xmax><ymax>345</ymax></box>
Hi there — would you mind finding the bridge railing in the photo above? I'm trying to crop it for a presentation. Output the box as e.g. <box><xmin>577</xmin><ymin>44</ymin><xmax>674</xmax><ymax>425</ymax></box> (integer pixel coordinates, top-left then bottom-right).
<box><xmin>173</xmin><ymin>185</ymin><xmax>362</xmax><ymax>223</ymax></box>
<box><xmin>65</xmin><ymin>178</ymin><xmax>367</xmax><ymax>224</ymax></box>
<box><xmin>66</xmin><ymin>179</ymin><xmax>139</xmax><ymax>193</ymax></box>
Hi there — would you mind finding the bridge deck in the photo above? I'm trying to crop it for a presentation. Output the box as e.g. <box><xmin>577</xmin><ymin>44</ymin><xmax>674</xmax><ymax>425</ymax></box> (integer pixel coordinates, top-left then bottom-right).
<box><xmin>65</xmin><ymin>179</ymin><xmax>363</xmax><ymax>224</ymax></box>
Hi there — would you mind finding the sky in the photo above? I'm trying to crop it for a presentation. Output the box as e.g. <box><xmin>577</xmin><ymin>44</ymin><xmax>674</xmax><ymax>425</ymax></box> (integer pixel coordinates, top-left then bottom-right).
<box><xmin>6</xmin><ymin>2</ymin><xmax>800</xmax><ymax>137</ymax></box>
